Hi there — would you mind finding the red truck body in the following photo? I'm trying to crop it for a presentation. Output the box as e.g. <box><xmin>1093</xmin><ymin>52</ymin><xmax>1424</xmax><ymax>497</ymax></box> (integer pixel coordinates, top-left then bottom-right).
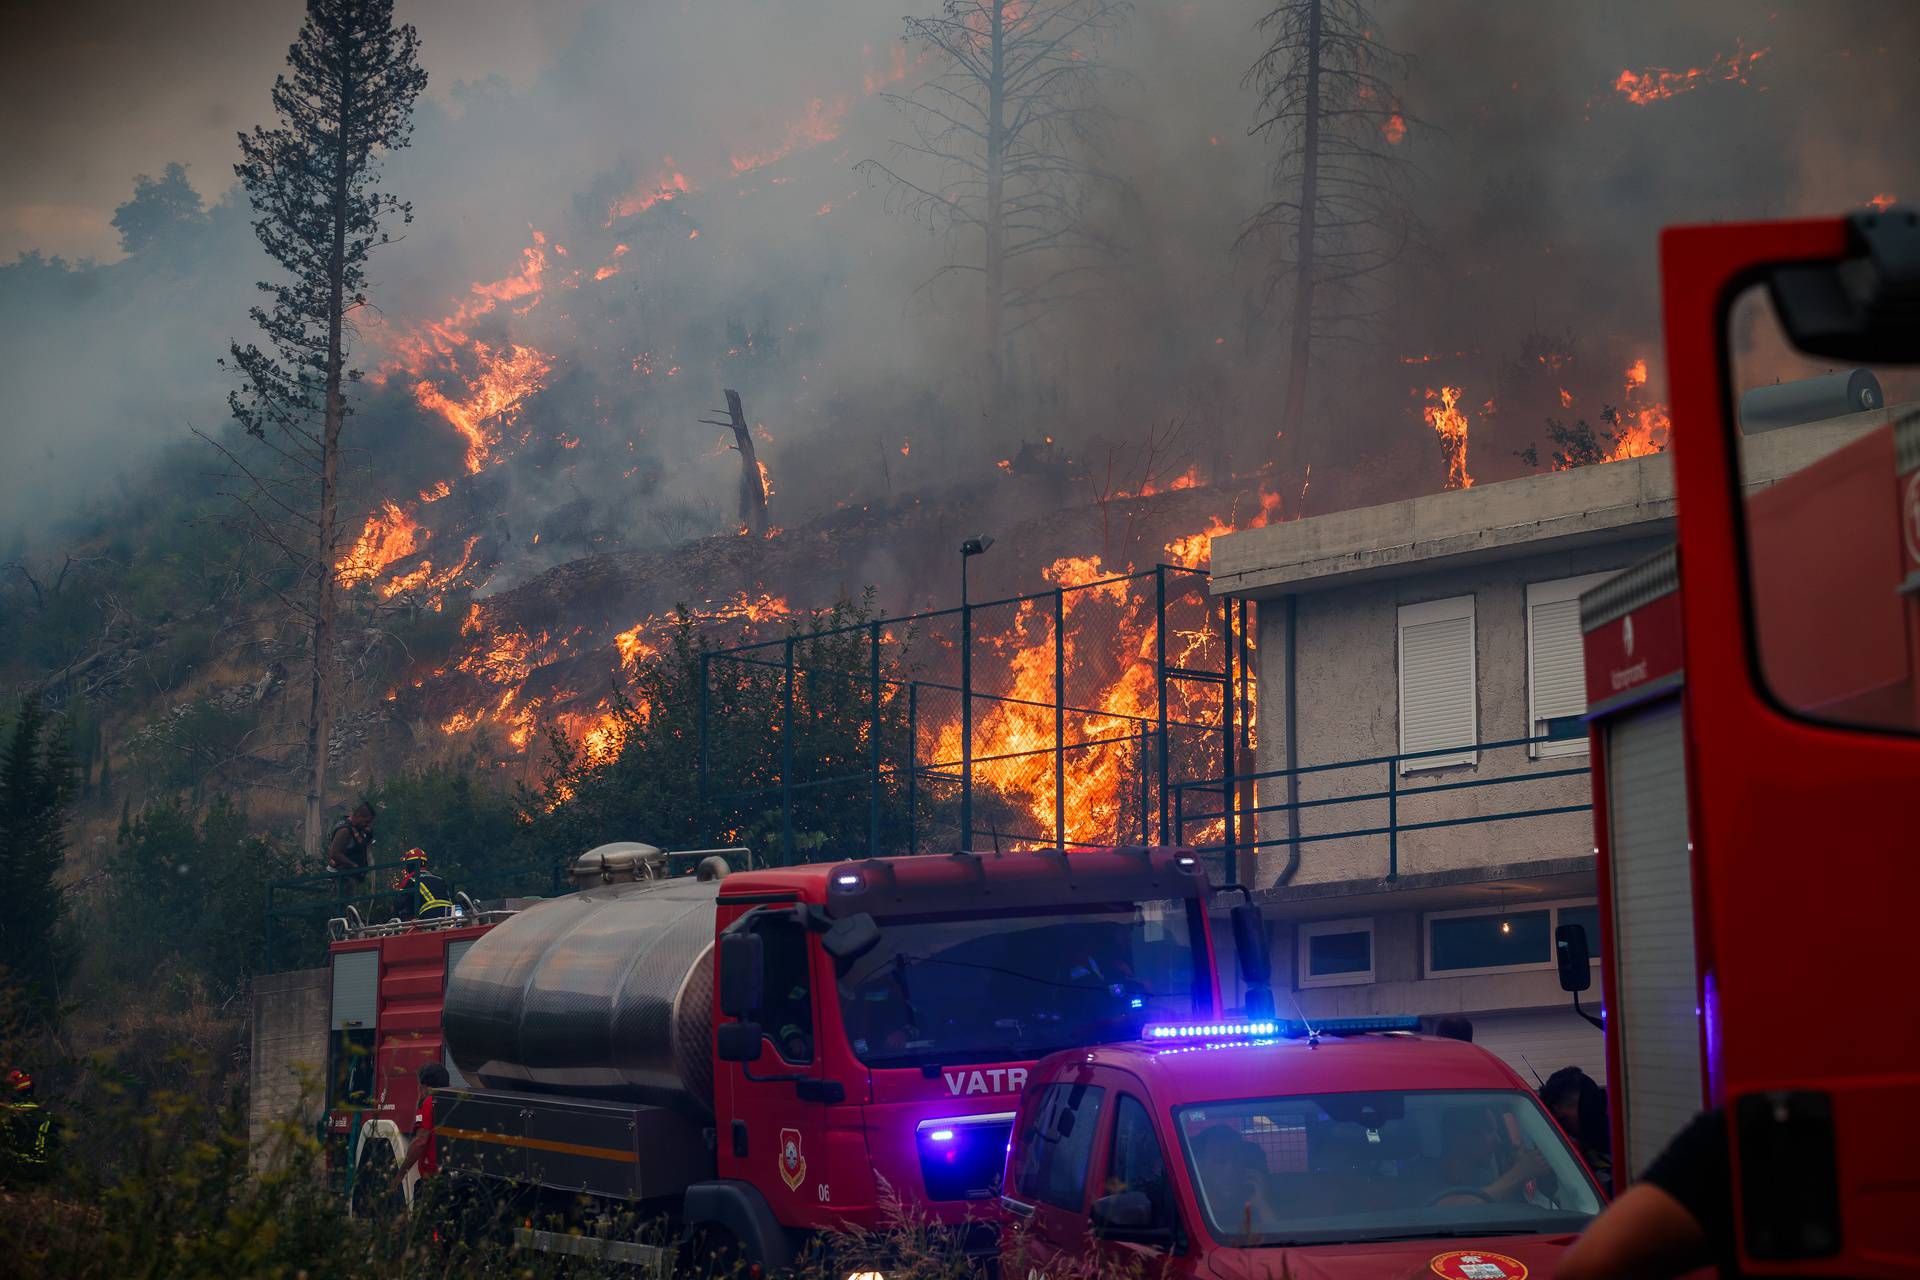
<box><xmin>1577</xmin><ymin>213</ymin><xmax>1920</xmax><ymax>1276</ymax></box>
<box><xmin>328</xmin><ymin>845</ymin><xmax>1231</xmax><ymax>1269</ymax></box>
<box><xmin>1000</xmin><ymin>1025</ymin><xmax>1605</xmax><ymax>1279</ymax></box>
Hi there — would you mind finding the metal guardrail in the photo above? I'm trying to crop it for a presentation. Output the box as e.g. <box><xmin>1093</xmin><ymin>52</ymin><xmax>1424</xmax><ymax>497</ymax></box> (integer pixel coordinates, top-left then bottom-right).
<box><xmin>1171</xmin><ymin>729</ymin><xmax>1593</xmax><ymax>885</ymax></box>
<box><xmin>262</xmin><ymin>862</ymin><xmax>570</xmax><ymax>972</ymax></box>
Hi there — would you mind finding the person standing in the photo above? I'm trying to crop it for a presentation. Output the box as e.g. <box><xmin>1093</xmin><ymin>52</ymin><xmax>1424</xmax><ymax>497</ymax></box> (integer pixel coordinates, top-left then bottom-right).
<box><xmin>326</xmin><ymin>802</ymin><xmax>376</xmax><ymax>899</ymax></box>
<box><xmin>2</xmin><ymin>1069</ymin><xmax>54</xmax><ymax>1187</ymax></box>
<box><xmin>392</xmin><ymin>848</ymin><xmax>453</xmax><ymax>923</ymax></box>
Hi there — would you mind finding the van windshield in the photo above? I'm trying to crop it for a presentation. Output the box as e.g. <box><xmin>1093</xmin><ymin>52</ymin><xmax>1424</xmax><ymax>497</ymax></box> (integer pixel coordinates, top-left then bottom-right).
<box><xmin>836</xmin><ymin>900</ymin><xmax>1207</xmax><ymax>1068</ymax></box>
<box><xmin>1175</xmin><ymin>1089</ymin><xmax>1602</xmax><ymax>1246</ymax></box>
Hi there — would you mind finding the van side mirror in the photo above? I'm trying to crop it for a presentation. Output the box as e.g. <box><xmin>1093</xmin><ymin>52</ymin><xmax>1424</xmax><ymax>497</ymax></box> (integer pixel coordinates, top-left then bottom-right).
<box><xmin>1556</xmin><ymin>923</ymin><xmax>1592</xmax><ymax>993</ymax></box>
<box><xmin>822</xmin><ymin>912</ymin><xmax>881</xmax><ymax>963</ymax></box>
<box><xmin>1230</xmin><ymin>903</ymin><xmax>1275</xmax><ymax>1018</ymax></box>
<box><xmin>1090</xmin><ymin>1191</ymin><xmax>1171</xmax><ymax>1245</ymax></box>
<box><xmin>716</xmin><ymin>1021</ymin><xmax>764</xmax><ymax>1063</ymax></box>
<box><xmin>719</xmin><ymin>931</ymin><xmax>764</xmax><ymax>1017</ymax></box>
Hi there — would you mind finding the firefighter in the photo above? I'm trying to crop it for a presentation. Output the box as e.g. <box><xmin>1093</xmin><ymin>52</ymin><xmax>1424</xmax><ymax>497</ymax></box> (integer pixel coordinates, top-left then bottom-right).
<box><xmin>393</xmin><ymin>848</ymin><xmax>454</xmax><ymax>922</ymax></box>
<box><xmin>3</xmin><ymin>1069</ymin><xmax>54</xmax><ymax>1186</ymax></box>
<box><xmin>327</xmin><ymin>801</ymin><xmax>377</xmax><ymax>899</ymax></box>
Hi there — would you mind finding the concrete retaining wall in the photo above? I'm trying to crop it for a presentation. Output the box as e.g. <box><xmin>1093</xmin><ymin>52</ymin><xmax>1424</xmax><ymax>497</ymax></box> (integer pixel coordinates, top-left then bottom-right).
<box><xmin>249</xmin><ymin>966</ymin><xmax>329</xmax><ymax>1164</ymax></box>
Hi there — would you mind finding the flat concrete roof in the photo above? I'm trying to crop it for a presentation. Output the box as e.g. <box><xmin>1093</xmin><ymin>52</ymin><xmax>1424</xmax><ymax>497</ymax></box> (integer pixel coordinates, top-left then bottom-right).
<box><xmin>1254</xmin><ymin>854</ymin><xmax>1596</xmax><ymax>917</ymax></box>
<box><xmin>1212</xmin><ymin>409</ymin><xmax>1898</xmax><ymax>599</ymax></box>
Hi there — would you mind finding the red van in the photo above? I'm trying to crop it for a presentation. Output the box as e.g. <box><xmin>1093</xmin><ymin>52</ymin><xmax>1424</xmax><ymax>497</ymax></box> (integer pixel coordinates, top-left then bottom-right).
<box><xmin>998</xmin><ymin>1019</ymin><xmax>1604</xmax><ymax>1279</ymax></box>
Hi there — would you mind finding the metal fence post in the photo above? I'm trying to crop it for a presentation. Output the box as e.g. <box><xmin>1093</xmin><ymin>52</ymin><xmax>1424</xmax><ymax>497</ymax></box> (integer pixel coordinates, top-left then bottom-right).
<box><xmin>868</xmin><ymin>621</ymin><xmax>881</xmax><ymax>857</ymax></box>
<box><xmin>1054</xmin><ymin>587</ymin><xmax>1066</xmax><ymax>852</ymax></box>
<box><xmin>782</xmin><ymin>637</ymin><xmax>795</xmax><ymax>866</ymax></box>
<box><xmin>1387</xmin><ymin>761</ymin><xmax>1400</xmax><ymax>882</ymax></box>
<box><xmin>1138</xmin><ymin>721</ymin><xmax>1150</xmax><ymax>845</ymax></box>
<box><xmin>1155</xmin><ymin>567</ymin><xmax>1170</xmax><ymax>844</ymax></box>
<box><xmin>907</xmin><ymin>681</ymin><xmax>919</xmax><ymax>856</ymax></box>
<box><xmin>960</xmin><ymin>598</ymin><xmax>974</xmax><ymax>850</ymax></box>
<box><xmin>1221</xmin><ymin>590</ymin><xmax>1237</xmax><ymax>884</ymax></box>
<box><xmin>698</xmin><ymin>651</ymin><xmax>711</xmax><ymax>805</ymax></box>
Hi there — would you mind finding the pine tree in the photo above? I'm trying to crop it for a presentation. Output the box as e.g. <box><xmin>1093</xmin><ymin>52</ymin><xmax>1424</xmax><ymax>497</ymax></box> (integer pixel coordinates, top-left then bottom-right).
<box><xmin>0</xmin><ymin>698</ymin><xmax>76</xmax><ymax>1020</ymax></box>
<box><xmin>215</xmin><ymin>0</ymin><xmax>428</xmax><ymax>855</ymax></box>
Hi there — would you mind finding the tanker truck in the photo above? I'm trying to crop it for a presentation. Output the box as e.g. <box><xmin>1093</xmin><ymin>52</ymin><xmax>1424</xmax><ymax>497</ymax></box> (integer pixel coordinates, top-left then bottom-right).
<box><xmin>430</xmin><ymin>841</ymin><xmax>1266</xmax><ymax>1272</ymax></box>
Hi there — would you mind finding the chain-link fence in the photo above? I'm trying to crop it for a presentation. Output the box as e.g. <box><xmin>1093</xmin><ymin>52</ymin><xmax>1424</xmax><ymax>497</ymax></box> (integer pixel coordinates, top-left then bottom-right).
<box><xmin>699</xmin><ymin>564</ymin><xmax>1256</xmax><ymax>876</ymax></box>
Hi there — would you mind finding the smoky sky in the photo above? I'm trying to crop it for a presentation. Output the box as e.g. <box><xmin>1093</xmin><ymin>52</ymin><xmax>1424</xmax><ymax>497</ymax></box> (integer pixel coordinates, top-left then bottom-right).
<box><xmin>1</xmin><ymin>0</ymin><xmax>1915</xmax><ymax>552</ymax></box>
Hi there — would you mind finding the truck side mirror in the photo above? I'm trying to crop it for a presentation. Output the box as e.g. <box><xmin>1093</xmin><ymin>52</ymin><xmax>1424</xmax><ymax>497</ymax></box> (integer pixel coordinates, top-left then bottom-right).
<box><xmin>716</xmin><ymin>1021</ymin><xmax>764</xmax><ymax>1063</ymax></box>
<box><xmin>1090</xmin><ymin>1191</ymin><xmax>1170</xmax><ymax>1245</ymax></box>
<box><xmin>1556</xmin><ymin>922</ymin><xmax>1593</xmax><ymax>993</ymax></box>
<box><xmin>1231</xmin><ymin>903</ymin><xmax>1274</xmax><ymax>1019</ymax></box>
<box><xmin>822</xmin><ymin>912</ymin><xmax>881</xmax><ymax>963</ymax></box>
<box><xmin>718</xmin><ymin>931</ymin><xmax>764</xmax><ymax>1018</ymax></box>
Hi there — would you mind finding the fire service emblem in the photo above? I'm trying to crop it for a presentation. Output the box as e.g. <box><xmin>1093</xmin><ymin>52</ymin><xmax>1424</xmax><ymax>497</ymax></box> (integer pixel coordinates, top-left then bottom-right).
<box><xmin>778</xmin><ymin>1127</ymin><xmax>806</xmax><ymax>1191</ymax></box>
<box><xmin>1428</xmin><ymin>1250</ymin><xmax>1528</xmax><ymax>1279</ymax></box>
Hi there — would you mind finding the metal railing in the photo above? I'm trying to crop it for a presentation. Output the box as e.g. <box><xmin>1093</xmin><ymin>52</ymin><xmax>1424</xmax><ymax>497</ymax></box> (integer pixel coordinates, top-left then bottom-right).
<box><xmin>261</xmin><ymin>862</ymin><xmax>569</xmax><ymax>972</ymax></box>
<box><xmin>1171</xmin><ymin>729</ymin><xmax>1593</xmax><ymax>885</ymax></box>
<box><xmin>697</xmin><ymin>564</ymin><xmax>1256</xmax><ymax>866</ymax></box>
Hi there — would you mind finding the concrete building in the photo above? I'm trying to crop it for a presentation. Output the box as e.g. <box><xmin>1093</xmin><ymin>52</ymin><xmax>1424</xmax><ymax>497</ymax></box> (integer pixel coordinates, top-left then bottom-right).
<box><xmin>1208</xmin><ymin>415</ymin><xmax>1877</xmax><ymax>1083</ymax></box>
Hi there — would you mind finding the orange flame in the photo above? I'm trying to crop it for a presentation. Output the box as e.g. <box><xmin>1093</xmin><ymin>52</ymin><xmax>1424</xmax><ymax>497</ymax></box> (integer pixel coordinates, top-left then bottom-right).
<box><xmin>1867</xmin><ymin>192</ymin><xmax>1897</xmax><ymax>212</ymax></box>
<box><xmin>731</xmin><ymin>97</ymin><xmax>850</xmax><ymax>174</ymax></box>
<box><xmin>1424</xmin><ymin>386</ymin><xmax>1474</xmax><ymax>489</ymax></box>
<box><xmin>1614</xmin><ymin>42</ymin><xmax>1768</xmax><ymax>105</ymax></box>
<box><xmin>414</xmin><ymin>343</ymin><xmax>554</xmax><ymax>474</ymax></box>
<box><xmin>605</xmin><ymin>168</ymin><xmax>693</xmax><ymax>226</ymax></box>
<box><xmin>1381</xmin><ymin>112</ymin><xmax>1407</xmax><ymax>144</ymax></box>
<box><xmin>336</xmin><ymin>501</ymin><xmax>421</xmax><ymax>587</ymax></box>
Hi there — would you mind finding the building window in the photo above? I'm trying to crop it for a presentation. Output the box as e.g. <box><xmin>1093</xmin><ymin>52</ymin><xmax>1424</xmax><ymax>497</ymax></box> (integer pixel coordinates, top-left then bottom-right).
<box><xmin>1526</xmin><ymin>573</ymin><xmax>1615</xmax><ymax>758</ymax></box>
<box><xmin>1424</xmin><ymin>898</ymin><xmax>1602</xmax><ymax>977</ymax></box>
<box><xmin>1398</xmin><ymin>595</ymin><xmax>1477</xmax><ymax>772</ymax></box>
<box><xmin>1297</xmin><ymin>917</ymin><xmax>1375</xmax><ymax>988</ymax></box>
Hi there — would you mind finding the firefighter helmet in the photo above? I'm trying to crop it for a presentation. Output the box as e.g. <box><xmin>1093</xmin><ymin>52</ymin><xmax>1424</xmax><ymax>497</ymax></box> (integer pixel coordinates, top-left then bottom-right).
<box><xmin>403</xmin><ymin>847</ymin><xmax>429</xmax><ymax>867</ymax></box>
<box><xmin>6</xmin><ymin>1068</ymin><xmax>32</xmax><ymax>1095</ymax></box>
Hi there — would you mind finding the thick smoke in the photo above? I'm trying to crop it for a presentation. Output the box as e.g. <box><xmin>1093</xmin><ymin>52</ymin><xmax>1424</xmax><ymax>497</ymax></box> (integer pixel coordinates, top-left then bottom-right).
<box><xmin>2</xmin><ymin>0</ymin><xmax>1915</xmax><ymax>558</ymax></box>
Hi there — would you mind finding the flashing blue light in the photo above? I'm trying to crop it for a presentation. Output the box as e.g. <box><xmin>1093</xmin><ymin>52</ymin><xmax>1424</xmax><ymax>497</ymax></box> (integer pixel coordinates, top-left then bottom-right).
<box><xmin>1129</xmin><ymin>997</ymin><xmax>1145</xmax><ymax>1010</ymax></box>
<box><xmin>1142</xmin><ymin>1015</ymin><xmax>1422</xmax><ymax>1043</ymax></box>
<box><xmin>926</xmin><ymin>1128</ymin><xmax>955</xmax><ymax>1142</ymax></box>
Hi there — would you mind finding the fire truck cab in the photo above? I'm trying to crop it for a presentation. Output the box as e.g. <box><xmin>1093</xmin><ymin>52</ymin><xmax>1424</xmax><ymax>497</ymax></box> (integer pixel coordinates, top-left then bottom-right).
<box><xmin>999</xmin><ymin>1018</ymin><xmax>1605</xmax><ymax>1279</ymax></box>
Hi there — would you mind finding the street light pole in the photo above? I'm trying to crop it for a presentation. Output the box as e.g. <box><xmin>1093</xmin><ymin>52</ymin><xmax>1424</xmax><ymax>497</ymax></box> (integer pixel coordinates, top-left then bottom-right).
<box><xmin>959</xmin><ymin>535</ymin><xmax>993</xmax><ymax>849</ymax></box>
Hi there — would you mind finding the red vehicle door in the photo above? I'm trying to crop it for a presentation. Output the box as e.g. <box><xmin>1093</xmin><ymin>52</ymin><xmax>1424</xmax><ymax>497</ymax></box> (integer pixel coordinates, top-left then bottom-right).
<box><xmin>1654</xmin><ymin>211</ymin><xmax>1920</xmax><ymax>1275</ymax></box>
<box><xmin>1087</xmin><ymin>1087</ymin><xmax>1190</xmax><ymax>1277</ymax></box>
<box><xmin>999</xmin><ymin>1068</ymin><xmax>1108</xmax><ymax>1274</ymax></box>
<box><xmin>716</xmin><ymin>908</ymin><xmax>831</xmax><ymax>1222</ymax></box>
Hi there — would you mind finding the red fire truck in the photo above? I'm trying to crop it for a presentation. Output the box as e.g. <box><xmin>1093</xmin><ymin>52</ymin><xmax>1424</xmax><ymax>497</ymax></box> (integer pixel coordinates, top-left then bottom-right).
<box><xmin>326</xmin><ymin>841</ymin><xmax>1264</xmax><ymax>1271</ymax></box>
<box><xmin>997</xmin><ymin>1018</ymin><xmax>1605</xmax><ymax>1279</ymax></box>
<box><xmin>1570</xmin><ymin>209</ymin><xmax>1919</xmax><ymax>1276</ymax></box>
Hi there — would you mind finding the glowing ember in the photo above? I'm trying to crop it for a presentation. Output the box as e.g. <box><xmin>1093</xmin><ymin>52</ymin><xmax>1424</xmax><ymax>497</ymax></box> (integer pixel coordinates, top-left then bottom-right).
<box><xmin>756</xmin><ymin>459</ymin><xmax>775</xmax><ymax>500</ymax></box>
<box><xmin>415</xmin><ymin>342</ymin><xmax>554</xmax><ymax>474</ymax></box>
<box><xmin>1867</xmin><ymin>192</ymin><xmax>1897</xmax><ymax>212</ymax></box>
<box><xmin>1614</xmin><ymin>42</ymin><xmax>1768</xmax><ymax>105</ymax></box>
<box><xmin>1381</xmin><ymin>112</ymin><xmax>1407</xmax><ymax>144</ymax></box>
<box><xmin>1423</xmin><ymin>386</ymin><xmax>1474</xmax><ymax>489</ymax></box>
<box><xmin>1559</xmin><ymin>388</ymin><xmax>1574</xmax><ymax>408</ymax></box>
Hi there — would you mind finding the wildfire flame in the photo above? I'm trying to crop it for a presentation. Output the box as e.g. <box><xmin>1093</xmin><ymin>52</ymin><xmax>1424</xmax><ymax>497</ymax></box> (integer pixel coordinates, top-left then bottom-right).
<box><xmin>1614</xmin><ymin>42</ymin><xmax>1768</xmax><ymax>105</ymax></box>
<box><xmin>1867</xmin><ymin>192</ymin><xmax>1897</xmax><ymax>212</ymax></box>
<box><xmin>1424</xmin><ymin>386</ymin><xmax>1474</xmax><ymax>489</ymax></box>
<box><xmin>414</xmin><ymin>343</ymin><xmax>554</xmax><ymax>474</ymax></box>
<box><xmin>337</xmin><ymin>501</ymin><xmax>421</xmax><ymax>588</ymax></box>
<box><xmin>605</xmin><ymin>168</ymin><xmax>693</xmax><ymax>227</ymax></box>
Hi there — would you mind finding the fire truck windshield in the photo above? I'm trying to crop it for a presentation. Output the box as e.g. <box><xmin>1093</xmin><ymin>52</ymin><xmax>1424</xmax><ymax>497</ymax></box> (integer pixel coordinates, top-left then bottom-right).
<box><xmin>836</xmin><ymin>899</ymin><xmax>1208</xmax><ymax>1068</ymax></box>
<box><xmin>1175</xmin><ymin>1089</ymin><xmax>1602</xmax><ymax>1247</ymax></box>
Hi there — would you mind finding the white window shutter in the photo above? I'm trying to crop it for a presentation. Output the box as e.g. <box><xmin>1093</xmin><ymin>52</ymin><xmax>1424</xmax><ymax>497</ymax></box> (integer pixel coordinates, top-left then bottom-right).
<box><xmin>1399</xmin><ymin>596</ymin><xmax>1476</xmax><ymax>771</ymax></box>
<box><xmin>1527</xmin><ymin>574</ymin><xmax>1615</xmax><ymax>758</ymax></box>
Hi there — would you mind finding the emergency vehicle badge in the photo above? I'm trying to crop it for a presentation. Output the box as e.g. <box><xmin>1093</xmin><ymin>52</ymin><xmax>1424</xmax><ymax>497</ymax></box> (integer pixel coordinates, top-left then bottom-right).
<box><xmin>778</xmin><ymin>1127</ymin><xmax>806</xmax><ymax>1191</ymax></box>
<box><xmin>1428</xmin><ymin>1251</ymin><xmax>1528</xmax><ymax>1280</ymax></box>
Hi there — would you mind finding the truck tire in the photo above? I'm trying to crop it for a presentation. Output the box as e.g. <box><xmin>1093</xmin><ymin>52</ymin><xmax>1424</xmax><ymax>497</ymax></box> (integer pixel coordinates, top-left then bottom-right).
<box><xmin>682</xmin><ymin>1180</ymin><xmax>792</xmax><ymax>1275</ymax></box>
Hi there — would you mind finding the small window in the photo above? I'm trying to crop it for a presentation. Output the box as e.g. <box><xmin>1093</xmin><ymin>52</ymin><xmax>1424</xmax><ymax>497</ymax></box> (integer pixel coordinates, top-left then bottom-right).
<box><xmin>1296</xmin><ymin>917</ymin><xmax>1375</xmax><ymax>988</ymax></box>
<box><xmin>1526</xmin><ymin>574</ymin><xmax>1614</xmax><ymax>758</ymax></box>
<box><xmin>1398</xmin><ymin>595</ymin><xmax>1477</xmax><ymax>772</ymax></box>
<box><xmin>1425</xmin><ymin>899</ymin><xmax>1601</xmax><ymax>976</ymax></box>
<box><xmin>1013</xmin><ymin>1083</ymin><xmax>1106</xmax><ymax>1212</ymax></box>
<box><xmin>751</xmin><ymin>914</ymin><xmax>814</xmax><ymax>1064</ymax></box>
<box><xmin>1105</xmin><ymin>1095</ymin><xmax>1176</xmax><ymax>1233</ymax></box>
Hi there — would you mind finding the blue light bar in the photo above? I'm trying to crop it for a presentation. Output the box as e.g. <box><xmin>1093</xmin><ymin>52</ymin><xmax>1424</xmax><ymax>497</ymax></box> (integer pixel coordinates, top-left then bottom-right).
<box><xmin>1142</xmin><ymin>1015</ymin><xmax>1422</xmax><ymax>1043</ymax></box>
<box><xmin>926</xmin><ymin>1128</ymin><xmax>955</xmax><ymax>1142</ymax></box>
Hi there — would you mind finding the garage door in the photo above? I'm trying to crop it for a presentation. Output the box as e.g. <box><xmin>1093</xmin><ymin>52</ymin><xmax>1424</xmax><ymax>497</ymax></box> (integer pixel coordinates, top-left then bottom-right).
<box><xmin>1471</xmin><ymin>1009</ymin><xmax>1607</xmax><ymax>1088</ymax></box>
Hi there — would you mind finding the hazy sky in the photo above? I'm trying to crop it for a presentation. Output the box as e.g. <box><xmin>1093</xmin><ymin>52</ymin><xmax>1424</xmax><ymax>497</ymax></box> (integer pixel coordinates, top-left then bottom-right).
<box><xmin>0</xmin><ymin>0</ymin><xmax>594</xmax><ymax>261</ymax></box>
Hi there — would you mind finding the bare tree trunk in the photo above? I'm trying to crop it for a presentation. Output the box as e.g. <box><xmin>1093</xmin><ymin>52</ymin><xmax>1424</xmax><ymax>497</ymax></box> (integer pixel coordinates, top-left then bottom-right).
<box><xmin>724</xmin><ymin>389</ymin><xmax>770</xmax><ymax>535</ymax></box>
<box><xmin>1280</xmin><ymin>0</ymin><xmax>1322</xmax><ymax>447</ymax></box>
<box><xmin>305</xmin><ymin>81</ymin><xmax>354</xmax><ymax>857</ymax></box>
<box><xmin>984</xmin><ymin>1</ymin><xmax>1008</xmax><ymax>422</ymax></box>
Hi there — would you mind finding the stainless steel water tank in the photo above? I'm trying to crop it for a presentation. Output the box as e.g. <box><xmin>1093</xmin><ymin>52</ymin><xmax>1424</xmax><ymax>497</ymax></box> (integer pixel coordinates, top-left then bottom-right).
<box><xmin>443</xmin><ymin>874</ymin><xmax>719</xmax><ymax>1115</ymax></box>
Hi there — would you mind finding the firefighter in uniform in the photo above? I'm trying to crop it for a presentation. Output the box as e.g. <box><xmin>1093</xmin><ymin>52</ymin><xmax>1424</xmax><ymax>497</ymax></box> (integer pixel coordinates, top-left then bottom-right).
<box><xmin>3</xmin><ymin>1069</ymin><xmax>53</xmax><ymax>1186</ymax></box>
<box><xmin>393</xmin><ymin>847</ymin><xmax>454</xmax><ymax>922</ymax></box>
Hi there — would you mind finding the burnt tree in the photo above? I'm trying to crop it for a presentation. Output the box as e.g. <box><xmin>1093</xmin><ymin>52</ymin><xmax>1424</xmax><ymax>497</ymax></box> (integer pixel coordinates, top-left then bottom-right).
<box><xmin>1243</xmin><ymin>0</ymin><xmax>1419</xmax><ymax>452</ymax></box>
<box><xmin>699</xmin><ymin>389</ymin><xmax>770</xmax><ymax>535</ymax></box>
<box><xmin>217</xmin><ymin>0</ymin><xmax>426</xmax><ymax>854</ymax></box>
<box><xmin>858</xmin><ymin>0</ymin><xmax>1132</xmax><ymax>424</ymax></box>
